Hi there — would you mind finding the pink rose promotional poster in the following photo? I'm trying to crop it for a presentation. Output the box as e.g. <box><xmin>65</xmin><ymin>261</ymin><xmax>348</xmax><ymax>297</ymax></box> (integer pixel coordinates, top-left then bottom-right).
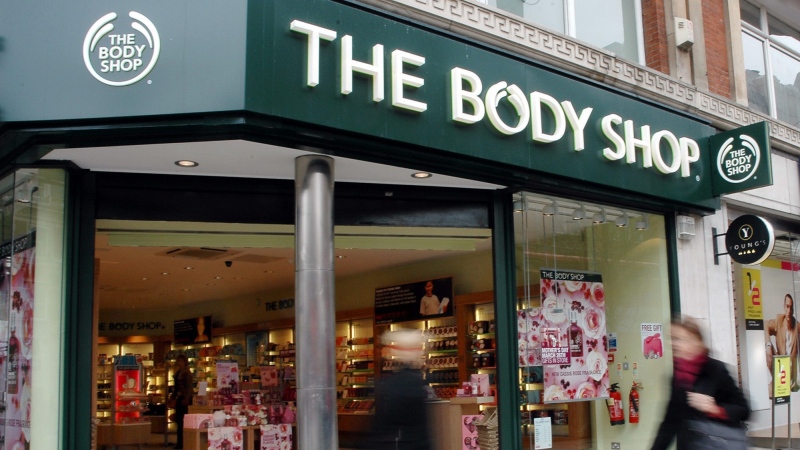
<box><xmin>519</xmin><ymin>269</ymin><xmax>609</xmax><ymax>403</ymax></box>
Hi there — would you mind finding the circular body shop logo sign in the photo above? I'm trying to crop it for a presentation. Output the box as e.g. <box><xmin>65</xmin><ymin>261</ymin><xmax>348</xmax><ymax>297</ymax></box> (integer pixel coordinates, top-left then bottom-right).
<box><xmin>725</xmin><ymin>214</ymin><xmax>775</xmax><ymax>265</ymax></box>
<box><xmin>716</xmin><ymin>134</ymin><xmax>761</xmax><ymax>184</ymax></box>
<box><xmin>83</xmin><ymin>12</ymin><xmax>160</xmax><ymax>86</ymax></box>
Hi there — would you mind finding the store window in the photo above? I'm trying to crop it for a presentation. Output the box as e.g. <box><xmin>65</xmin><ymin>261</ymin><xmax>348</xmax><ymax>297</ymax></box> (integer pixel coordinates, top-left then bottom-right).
<box><xmin>91</xmin><ymin>179</ymin><xmax>496</xmax><ymax>449</ymax></box>
<box><xmin>481</xmin><ymin>0</ymin><xmax>645</xmax><ymax>63</ymax></box>
<box><xmin>513</xmin><ymin>192</ymin><xmax>673</xmax><ymax>448</ymax></box>
<box><xmin>0</xmin><ymin>169</ymin><xmax>68</xmax><ymax>450</ymax></box>
<box><xmin>739</xmin><ymin>228</ymin><xmax>800</xmax><ymax>432</ymax></box>
<box><xmin>741</xmin><ymin>1</ymin><xmax>800</xmax><ymax>126</ymax></box>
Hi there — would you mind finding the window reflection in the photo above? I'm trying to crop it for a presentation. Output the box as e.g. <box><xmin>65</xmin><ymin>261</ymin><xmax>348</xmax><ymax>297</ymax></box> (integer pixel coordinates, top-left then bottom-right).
<box><xmin>522</xmin><ymin>0</ymin><xmax>565</xmax><ymax>34</ymax></box>
<box><xmin>742</xmin><ymin>32</ymin><xmax>770</xmax><ymax>115</ymax></box>
<box><xmin>495</xmin><ymin>0</ymin><xmax>643</xmax><ymax>63</ymax></box>
<box><xmin>770</xmin><ymin>48</ymin><xmax>800</xmax><ymax>126</ymax></box>
<box><xmin>575</xmin><ymin>0</ymin><xmax>639</xmax><ymax>60</ymax></box>
<box><xmin>741</xmin><ymin>2</ymin><xmax>800</xmax><ymax>124</ymax></box>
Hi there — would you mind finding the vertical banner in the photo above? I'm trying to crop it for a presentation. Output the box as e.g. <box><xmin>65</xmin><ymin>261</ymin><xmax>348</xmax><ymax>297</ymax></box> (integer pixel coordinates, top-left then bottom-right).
<box><xmin>742</xmin><ymin>267</ymin><xmax>764</xmax><ymax>330</ymax></box>
<box><xmin>773</xmin><ymin>355</ymin><xmax>791</xmax><ymax>404</ymax></box>
<box><xmin>3</xmin><ymin>232</ymin><xmax>35</xmax><ymax>450</ymax></box>
<box><xmin>539</xmin><ymin>269</ymin><xmax>609</xmax><ymax>402</ymax></box>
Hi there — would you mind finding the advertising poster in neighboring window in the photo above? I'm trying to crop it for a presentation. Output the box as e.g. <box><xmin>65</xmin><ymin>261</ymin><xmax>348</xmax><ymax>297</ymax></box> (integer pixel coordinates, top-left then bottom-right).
<box><xmin>538</xmin><ymin>269</ymin><xmax>609</xmax><ymax>403</ymax></box>
<box><xmin>3</xmin><ymin>232</ymin><xmax>35</xmax><ymax>450</ymax></box>
<box><xmin>773</xmin><ymin>355</ymin><xmax>791</xmax><ymax>404</ymax></box>
<box><xmin>374</xmin><ymin>277</ymin><xmax>453</xmax><ymax>324</ymax></box>
<box><xmin>742</xmin><ymin>267</ymin><xmax>764</xmax><ymax>330</ymax></box>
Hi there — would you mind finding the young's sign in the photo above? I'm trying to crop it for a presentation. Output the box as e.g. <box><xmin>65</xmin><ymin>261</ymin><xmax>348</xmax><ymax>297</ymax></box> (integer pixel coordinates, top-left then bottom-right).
<box><xmin>725</xmin><ymin>214</ymin><xmax>775</xmax><ymax>265</ymax></box>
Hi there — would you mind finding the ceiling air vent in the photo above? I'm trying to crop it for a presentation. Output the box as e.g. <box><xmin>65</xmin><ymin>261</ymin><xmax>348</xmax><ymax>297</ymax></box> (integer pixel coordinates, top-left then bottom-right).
<box><xmin>157</xmin><ymin>247</ymin><xmax>239</xmax><ymax>260</ymax></box>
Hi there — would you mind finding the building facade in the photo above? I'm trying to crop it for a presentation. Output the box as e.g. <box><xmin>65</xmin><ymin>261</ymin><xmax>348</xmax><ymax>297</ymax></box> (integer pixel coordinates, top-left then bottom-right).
<box><xmin>0</xmin><ymin>0</ymin><xmax>798</xmax><ymax>449</ymax></box>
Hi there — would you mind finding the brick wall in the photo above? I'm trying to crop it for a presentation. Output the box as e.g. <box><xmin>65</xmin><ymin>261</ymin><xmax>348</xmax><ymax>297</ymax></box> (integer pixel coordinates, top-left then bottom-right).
<box><xmin>703</xmin><ymin>0</ymin><xmax>732</xmax><ymax>98</ymax></box>
<box><xmin>642</xmin><ymin>0</ymin><xmax>669</xmax><ymax>74</ymax></box>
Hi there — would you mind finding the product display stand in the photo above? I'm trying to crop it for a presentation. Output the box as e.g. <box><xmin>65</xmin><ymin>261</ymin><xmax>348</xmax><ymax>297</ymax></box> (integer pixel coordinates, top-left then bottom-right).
<box><xmin>103</xmin><ymin>356</ymin><xmax>151</xmax><ymax>449</ymax></box>
<box><xmin>427</xmin><ymin>396</ymin><xmax>495</xmax><ymax>450</ymax></box>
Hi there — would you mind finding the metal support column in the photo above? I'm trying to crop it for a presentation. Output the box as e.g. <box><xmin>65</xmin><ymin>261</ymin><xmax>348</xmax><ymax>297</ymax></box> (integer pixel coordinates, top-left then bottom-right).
<box><xmin>295</xmin><ymin>155</ymin><xmax>337</xmax><ymax>450</ymax></box>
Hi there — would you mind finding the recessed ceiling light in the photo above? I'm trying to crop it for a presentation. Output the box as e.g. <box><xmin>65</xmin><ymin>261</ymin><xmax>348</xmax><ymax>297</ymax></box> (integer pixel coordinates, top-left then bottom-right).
<box><xmin>214</xmin><ymin>276</ymin><xmax>223</xmax><ymax>280</ymax></box>
<box><xmin>337</xmin><ymin>255</ymin><xmax>347</xmax><ymax>259</ymax></box>
<box><xmin>141</xmin><ymin>277</ymin><xmax>148</xmax><ymax>281</ymax></box>
<box><xmin>411</xmin><ymin>172</ymin><xmax>432</xmax><ymax>179</ymax></box>
<box><xmin>161</xmin><ymin>272</ymin><xmax>170</xmax><ymax>275</ymax></box>
<box><xmin>175</xmin><ymin>160</ymin><xmax>199</xmax><ymax>168</ymax></box>
<box><xmin>184</xmin><ymin>266</ymin><xmax>194</xmax><ymax>270</ymax></box>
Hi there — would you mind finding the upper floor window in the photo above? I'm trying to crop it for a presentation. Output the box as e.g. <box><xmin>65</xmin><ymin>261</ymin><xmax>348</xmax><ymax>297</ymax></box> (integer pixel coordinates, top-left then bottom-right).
<box><xmin>483</xmin><ymin>0</ymin><xmax>645</xmax><ymax>64</ymax></box>
<box><xmin>741</xmin><ymin>1</ymin><xmax>800</xmax><ymax>127</ymax></box>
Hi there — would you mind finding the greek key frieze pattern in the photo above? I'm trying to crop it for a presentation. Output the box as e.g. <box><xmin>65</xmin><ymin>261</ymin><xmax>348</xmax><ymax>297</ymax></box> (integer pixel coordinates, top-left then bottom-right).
<box><xmin>359</xmin><ymin>0</ymin><xmax>800</xmax><ymax>152</ymax></box>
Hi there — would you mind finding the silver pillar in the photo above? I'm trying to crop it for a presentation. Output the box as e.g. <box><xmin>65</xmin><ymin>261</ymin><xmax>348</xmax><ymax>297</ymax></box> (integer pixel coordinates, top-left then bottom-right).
<box><xmin>295</xmin><ymin>155</ymin><xmax>338</xmax><ymax>450</ymax></box>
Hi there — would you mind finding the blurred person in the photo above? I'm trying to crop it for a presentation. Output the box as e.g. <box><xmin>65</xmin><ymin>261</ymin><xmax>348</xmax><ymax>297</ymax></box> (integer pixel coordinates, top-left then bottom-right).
<box><xmin>370</xmin><ymin>329</ymin><xmax>432</xmax><ymax>450</ymax></box>
<box><xmin>765</xmin><ymin>294</ymin><xmax>798</xmax><ymax>394</ymax></box>
<box><xmin>650</xmin><ymin>317</ymin><xmax>749</xmax><ymax>450</ymax></box>
<box><xmin>170</xmin><ymin>353</ymin><xmax>194</xmax><ymax>449</ymax></box>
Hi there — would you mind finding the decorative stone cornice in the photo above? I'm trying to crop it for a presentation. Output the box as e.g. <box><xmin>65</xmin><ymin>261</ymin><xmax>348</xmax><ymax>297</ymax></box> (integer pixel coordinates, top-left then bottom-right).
<box><xmin>353</xmin><ymin>0</ymin><xmax>800</xmax><ymax>154</ymax></box>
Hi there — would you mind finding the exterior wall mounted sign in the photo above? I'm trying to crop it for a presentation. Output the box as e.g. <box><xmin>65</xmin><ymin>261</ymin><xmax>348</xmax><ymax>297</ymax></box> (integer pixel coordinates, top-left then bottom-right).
<box><xmin>0</xmin><ymin>1</ymin><xmax>775</xmax><ymax>209</ymax></box>
<box><xmin>710</xmin><ymin>122</ymin><xmax>772</xmax><ymax>196</ymax></box>
<box><xmin>83</xmin><ymin>11</ymin><xmax>161</xmax><ymax>86</ymax></box>
<box><xmin>724</xmin><ymin>214</ymin><xmax>775</xmax><ymax>265</ymax></box>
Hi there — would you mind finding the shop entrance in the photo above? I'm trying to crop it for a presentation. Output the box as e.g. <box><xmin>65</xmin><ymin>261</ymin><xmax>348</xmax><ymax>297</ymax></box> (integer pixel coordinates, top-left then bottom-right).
<box><xmin>90</xmin><ymin>173</ymin><xmax>496</xmax><ymax>450</ymax></box>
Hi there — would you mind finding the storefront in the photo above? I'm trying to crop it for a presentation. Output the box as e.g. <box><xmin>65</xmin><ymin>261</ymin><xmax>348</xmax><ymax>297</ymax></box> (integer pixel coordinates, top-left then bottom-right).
<box><xmin>0</xmin><ymin>1</ymin><xmax>773</xmax><ymax>449</ymax></box>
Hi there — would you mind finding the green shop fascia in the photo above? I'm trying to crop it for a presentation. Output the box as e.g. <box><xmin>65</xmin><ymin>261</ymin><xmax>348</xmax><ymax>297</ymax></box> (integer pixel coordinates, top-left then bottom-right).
<box><xmin>0</xmin><ymin>0</ymin><xmax>771</xmax><ymax>448</ymax></box>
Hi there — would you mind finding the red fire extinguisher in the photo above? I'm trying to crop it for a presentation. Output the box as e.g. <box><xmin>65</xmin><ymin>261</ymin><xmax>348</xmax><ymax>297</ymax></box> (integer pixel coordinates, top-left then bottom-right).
<box><xmin>629</xmin><ymin>382</ymin><xmax>642</xmax><ymax>424</ymax></box>
<box><xmin>607</xmin><ymin>383</ymin><xmax>625</xmax><ymax>425</ymax></box>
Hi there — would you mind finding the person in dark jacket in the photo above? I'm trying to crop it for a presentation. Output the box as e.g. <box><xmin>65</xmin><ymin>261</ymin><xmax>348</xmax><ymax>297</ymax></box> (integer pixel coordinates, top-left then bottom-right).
<box><xmin>171</xmin><ymin>353</ymin><xmax>194</xmax><ymax>449</ymax></box>
<box><xmin>650</xmin><ymin>317</ymin><xmax>750</xmax><ymax>450</ymax></box>
<box><xmin>370</xmin><ymin>329</ymin><xmax>432</xmax><ymax>450</ymax></box>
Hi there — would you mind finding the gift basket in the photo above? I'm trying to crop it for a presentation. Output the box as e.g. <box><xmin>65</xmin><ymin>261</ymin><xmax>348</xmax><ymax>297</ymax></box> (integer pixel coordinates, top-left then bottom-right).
<box><xmin>473</xmin><ymin>407</ymin><xmax>498</xmax><ymax>450</ymax></box>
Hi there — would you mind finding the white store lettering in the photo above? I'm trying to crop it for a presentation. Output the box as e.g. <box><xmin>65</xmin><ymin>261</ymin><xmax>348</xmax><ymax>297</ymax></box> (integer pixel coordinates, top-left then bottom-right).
<box><xmin>290</xmin><ymin>19</ymin><xmax>702</xmax><ymax>178</ymax></box>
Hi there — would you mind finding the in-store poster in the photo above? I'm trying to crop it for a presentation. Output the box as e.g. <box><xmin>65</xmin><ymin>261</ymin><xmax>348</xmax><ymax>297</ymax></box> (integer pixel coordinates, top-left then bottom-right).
<box><xmin>461</xmin><ymin>415</ymin><xmax>481</xmax><ymax>450</ymax></box>
<box><xmin>527</xmin><ymin>269</ymin><xmax>609</xmax><ymax>403</ymax></box>
<box><xmin>641</xmin><ymin>323</ymin><xmax>664</xmax><ymax>359</ymax></box>
<box><xmin>173</xmin><ymin>315</ymin><xmax>212</xmax><ymax>344</ymax></box>
<box><xmin>217</xmin><ymin>361</ymin><xmax>240</xmax><ymax>393</ymax></box>
<box><xmin>2</xmin><ymin>232</ymin><xmax>35</xmax><ymax>450</ymax></box>
<box><xmin>208</xmin><ymin>426</ymin><xmax>243</xmax><ymax>450</ymax></box>
<box><xmin>260</xmin><ymin>423</ymin><xmax>293</xmax><ymax>450</ymax></box>
<box><xmin>743</xmin><ymin>268</ymin><xmax>764</xmax><ymax>330</ymax></box>
<box><xmin>534</xmin><ymin>416</ymin><xmax>553</xmax><ymax>449</ymax></box>
<box><xmin>374</xmin><ymin>277</ymin><xmax>453</xmax><ymax>324</ymax></box>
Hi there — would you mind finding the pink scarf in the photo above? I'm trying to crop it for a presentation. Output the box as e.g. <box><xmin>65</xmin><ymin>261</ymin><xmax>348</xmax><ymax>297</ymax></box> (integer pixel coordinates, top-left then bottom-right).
<box><xmin>674</xmin><ymin>352</ymin><xmax>707</xmax><ymax>389</ymax></box>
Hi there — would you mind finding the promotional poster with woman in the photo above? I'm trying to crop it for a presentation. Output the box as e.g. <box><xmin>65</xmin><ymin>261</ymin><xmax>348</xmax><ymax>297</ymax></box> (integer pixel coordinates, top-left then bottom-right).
<box><xmin>519</xmin><ymin>269</ymin><xmax>608</xmax><ymax>403</ymax></box>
